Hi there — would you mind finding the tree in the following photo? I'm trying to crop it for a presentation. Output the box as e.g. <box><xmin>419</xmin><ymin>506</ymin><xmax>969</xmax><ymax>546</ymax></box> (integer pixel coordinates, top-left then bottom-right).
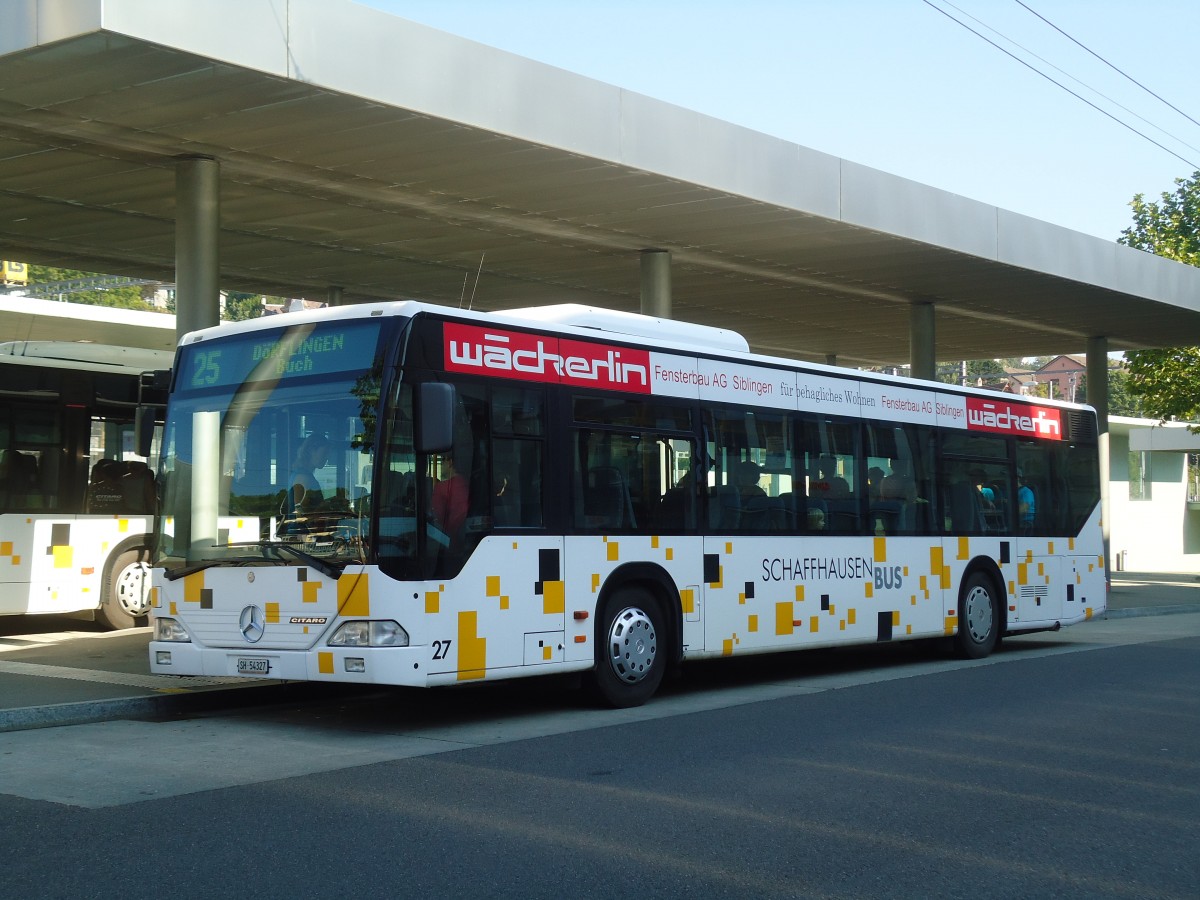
<box><xmin>27</xmin><ymin>265</ymin><xmax>160</xmax><ymax>312</ymax></box>
<box><xmin>223</xmin><ymin>292</ymin><xmax>265</xmax><ymax>322</ymax></box>
<box><xmin>27</xmin><ymin>266</ymin><xmax>279</xmax><ymax>322</ymax></box>
<box><xmin>1119</xmin><ymin>171</ymin><xmax>1200</xmax><ymax>422</ymax></box>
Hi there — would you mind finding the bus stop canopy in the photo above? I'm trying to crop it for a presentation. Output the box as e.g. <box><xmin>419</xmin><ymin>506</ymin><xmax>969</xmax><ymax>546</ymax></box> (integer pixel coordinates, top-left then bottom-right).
<box><xmin>0</xmin><ymin>0</ymin><xmax>1198</xmax><ymax>364</ymax></box>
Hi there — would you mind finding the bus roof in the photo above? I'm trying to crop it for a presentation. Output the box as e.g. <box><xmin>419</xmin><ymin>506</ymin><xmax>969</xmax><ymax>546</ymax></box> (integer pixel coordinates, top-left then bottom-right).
<box><xmin>0</xmin><ymin>340</ymin><xmax>173</xmax><ymax>372</ymax></box>
<box><xmin>179</xmin><ymin>301</ymin><xmax>1095</xmax><ymax>414</ymax></box>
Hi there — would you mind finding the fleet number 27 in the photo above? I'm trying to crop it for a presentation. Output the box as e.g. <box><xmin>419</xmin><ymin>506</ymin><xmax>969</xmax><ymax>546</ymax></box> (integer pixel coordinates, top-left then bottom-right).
<box><xmin>432</xmin><ymin>640</ymin><xmax>452</xmax><ymax>661</ymax></box>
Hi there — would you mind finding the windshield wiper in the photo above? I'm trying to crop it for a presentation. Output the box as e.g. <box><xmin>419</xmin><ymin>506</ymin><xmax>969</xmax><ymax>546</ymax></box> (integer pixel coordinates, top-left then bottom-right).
<box><xmin>163</xmin><ymin>543</ymin><xmax>345</xmax><ymax>582</ymax></box>
<box><xmin>262</xmin><ymin>541</ymin><xmax>344</xmax><ymax>579</ymax></box>
<box><xmin>163</xmin><ymin>556</ymin><xmax>266</xmax><ymax>581</ymax></box>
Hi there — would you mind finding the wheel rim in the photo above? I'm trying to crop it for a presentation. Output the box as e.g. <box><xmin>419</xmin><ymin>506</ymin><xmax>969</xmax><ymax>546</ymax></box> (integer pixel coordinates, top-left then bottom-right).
<box><xmin>115</xmin><ymin>561</ymin><xmax>152</xmax><ymax>617</ymax></box>
<box><xmin>963</xmin><ymin>583</ymin><xmax>994</xmax><ymax>643</ymax></box>
<box><xmin>606</xmin><ymin>606</ymin><xmax>658</xmax><ymax>684</ymax></box>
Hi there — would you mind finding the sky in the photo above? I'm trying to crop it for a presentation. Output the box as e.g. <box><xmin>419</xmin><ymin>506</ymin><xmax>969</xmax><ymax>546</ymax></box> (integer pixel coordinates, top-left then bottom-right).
<box><xmin>355</xmin><ymin>0</ymin><xmax>1199</xmax><ymax>242</ymax></box>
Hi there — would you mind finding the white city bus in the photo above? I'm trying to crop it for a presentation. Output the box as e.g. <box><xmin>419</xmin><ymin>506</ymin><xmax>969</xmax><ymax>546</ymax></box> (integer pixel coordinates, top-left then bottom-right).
<box><xmin>0</xmin><ymin>341</ymin><xmax>170</xmax><ymax>629</ymax></box>
<box><xmin>149</xmin><ymin>302</ymin><xmax>1105</xmax><ymax>706</ymax></box>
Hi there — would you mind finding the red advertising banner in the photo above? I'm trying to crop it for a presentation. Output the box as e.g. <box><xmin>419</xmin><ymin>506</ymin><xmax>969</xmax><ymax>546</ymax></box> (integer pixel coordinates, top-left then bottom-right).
<box><xmin>965</xmin><ymin>397</ymin><xmax>1063</xmax><ymax>440</ymax></box>
<box><xmin>443</xmin><ymin>322</ymin><xmax>651</xmax><ymax>393</ymax></box>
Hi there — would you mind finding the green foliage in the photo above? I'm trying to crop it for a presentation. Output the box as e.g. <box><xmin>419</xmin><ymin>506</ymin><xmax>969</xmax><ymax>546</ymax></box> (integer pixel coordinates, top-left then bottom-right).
<box><xmin>223</xmin><ymin>292</ymin><xmax>265</xmax><ymax>322</ymax></box>
<box><xmin>1118</xmin><ymin>170</ymin><xmax>1200</xmax><ymax>424</ymax></box>
<box><xmin>1120</xmin><ymin>171</ymin><xmax>1200</xmax><ymax>265</ymax></box>
<box><xmin>933</xmin><ymin>358</ymin><xmax>1009</xmax><ymax>389</ymax></box>
<box><xmin>1123</xmin><ymin>348</ymin><xmax>1200</xmax><ymax>422</ymax></box>
<box><xmin>1073</xmin><ymin>366</ymin><xmax>1144</xmax><ymax>417</ymax></box>
<box><xmin>27</xmin><ymin>265</ymin><xmax>160</xmax><ymax>312</ymax></box>
<box><xmin>26</xmin><ymin>266</ymin><xmax>275</xmax><ymax>322</ymax></box>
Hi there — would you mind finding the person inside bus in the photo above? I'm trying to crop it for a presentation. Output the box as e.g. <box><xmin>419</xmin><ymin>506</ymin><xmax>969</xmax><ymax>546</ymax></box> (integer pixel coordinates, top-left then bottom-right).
<box><xmin>288</xmin><ymin>433</ymin><xmax>332</xmax><ymax>514</ymax></box>
<box><xmin>658</xmin><ymin>460</ymin><xmax>698</xmax><ymax>529</ymax></box>
<box><xmin>867</xmin><ymin>466</ymin><xmax>886</xmax><ymax>502</ymax></box>
<box><xmin>733</xmin><ymin>460</ymin><xmax>766</xmax><ymax>499</ymax></box>
<box><xmin>970</xmin><ymin>467</ymin><xmax>997</xmax><ymax>509</ymax></box>
<box><xmin>1018</xmin><ymin>467</ymin><xmax>1037</xmax><ymax>532</ymax></box>
<box><xmin>812</xmin><ymin>455</ymin><xmax>849</xmax><ymax>500</ymax></box>
<box><xmin>432</xmin><ymin>453</ymin><xmax>469</xmax><ymax>543</ymax></box>
<box><xmin>880</xmin><ymin>459</ymin><xmax>917</xmax><ymax>503</ymax></box>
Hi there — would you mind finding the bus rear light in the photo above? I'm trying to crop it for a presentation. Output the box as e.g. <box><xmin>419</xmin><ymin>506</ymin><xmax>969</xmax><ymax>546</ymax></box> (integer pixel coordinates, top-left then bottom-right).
<box><xmin>328</xmin><ymin>620</ymin><xmax>409</xmax><ymax>647</ymax></box>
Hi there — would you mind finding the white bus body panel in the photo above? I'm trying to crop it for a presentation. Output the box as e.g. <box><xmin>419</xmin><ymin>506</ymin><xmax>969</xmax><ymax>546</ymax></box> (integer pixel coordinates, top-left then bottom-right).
<box><xmin>0</xmin><ymin>513</ymin><xmax>152</xmax><ymax>616</ymax></box>
<box><xmin>151</xmin><ymin>518</ymin><xmax>1107</xmax><ymax>685</ymax></box>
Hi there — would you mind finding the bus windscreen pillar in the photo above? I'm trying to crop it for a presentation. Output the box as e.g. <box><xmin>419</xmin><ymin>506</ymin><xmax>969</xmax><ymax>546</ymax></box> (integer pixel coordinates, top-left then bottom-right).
<box><xmin>175</xmin><ymin>156</ymin><xmax>221</xmax><ymax>342</ymax></box>
<box><xmin>909</xmin><ymin>302</ymin><xmax>936</xmax><ymax>381</ymax></box>
<box><xmin>1087</xmin><ymin>335</ymin><xmax>1111</xmax><ymax>569</ymax></box>
<box><xmin>640</xmin><ymin>249</ymin><xmax>672</xmax><ymax>319</ymax></box>
<box><xmin>189</xmin><ymin>410</ymin><xmax>221</xmax><ymax>555</ymax></box>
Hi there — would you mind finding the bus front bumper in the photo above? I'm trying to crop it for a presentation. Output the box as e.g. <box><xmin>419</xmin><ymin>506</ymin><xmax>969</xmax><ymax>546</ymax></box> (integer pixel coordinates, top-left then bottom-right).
<box><xmin>149</xmin><ymin>640</ymin><xmax>434</xmax><ymax>686</ymax></box>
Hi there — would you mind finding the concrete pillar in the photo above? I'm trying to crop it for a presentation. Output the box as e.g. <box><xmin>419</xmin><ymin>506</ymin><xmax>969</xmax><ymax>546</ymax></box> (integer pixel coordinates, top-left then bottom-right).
<box><xmin>825</xmin><ymin>354</ymin><xmax>837</xmax><ymax>367</ymax></box>
<box><xmin>1087</xmin><ymin>336</ymin><xmax>1111</xmax><ymax>573</ymax></box>
<box><xmin>909</xmin><ymin>302</ymin><xmax>936</xmax><ymax>381</ymax></box>
<box><xmin>327</xmin><ymin>285</ymin><xmax>344</xmax><ymax>307</ymax></box>
<box><xmin>175</xmin><ymin>156</ymin><xmax>221</xmax><ymax>341</ymax></box>
<box><xmin>640</xmin><ymin>249</ymin><xmax>671</xmax><ymax>318</ymax></box>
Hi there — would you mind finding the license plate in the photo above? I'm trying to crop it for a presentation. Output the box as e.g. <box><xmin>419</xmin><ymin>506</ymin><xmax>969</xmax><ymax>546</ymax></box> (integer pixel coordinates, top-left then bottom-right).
<box><xmin>237</xmin><ymin>657</ymin><xmax>271</xmax><ymax>676</ymax></box>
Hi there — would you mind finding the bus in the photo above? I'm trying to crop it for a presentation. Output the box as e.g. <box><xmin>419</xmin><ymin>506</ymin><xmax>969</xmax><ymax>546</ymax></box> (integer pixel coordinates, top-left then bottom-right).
<box><xmin>1</xmin><ymin>340</ymin><xmax>170</xmax><ymax>629</ymax></box>
<box><xmin>148</xmin><ymin>302</ymin><xmax>1105</xmax><ymax>706</ymax></box>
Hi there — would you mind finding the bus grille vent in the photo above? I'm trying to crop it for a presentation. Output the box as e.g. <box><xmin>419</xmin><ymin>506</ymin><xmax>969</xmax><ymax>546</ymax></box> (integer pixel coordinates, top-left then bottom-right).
<box><xmin>1066</xmin><ymin>411</ymin><xmax>1098</xmax><ymax>443</ymax></box>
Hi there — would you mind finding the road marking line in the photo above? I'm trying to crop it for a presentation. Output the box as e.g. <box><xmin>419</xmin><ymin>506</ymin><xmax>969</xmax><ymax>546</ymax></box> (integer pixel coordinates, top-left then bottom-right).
<box><xmin>0</xmin><ymin>659</ymin><xmax>245</xmax><ymax>689</ymax></box>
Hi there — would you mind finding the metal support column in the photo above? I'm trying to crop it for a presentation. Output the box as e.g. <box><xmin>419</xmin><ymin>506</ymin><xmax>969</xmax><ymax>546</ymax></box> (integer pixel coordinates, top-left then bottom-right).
<box><xmin>1087</xmin><ymin>336</ymin><xmax>1111</xmax><ymax>574</ymax></box>
<box><xmin>909</xmin><ymin>302</ymin><xmax>936</xmax><ymax>381</ymax></box>
<box><xmin>640</xmin><ymin>249</ymin><xmax>671</xmax><ymax>318</ymax></box>
<box><xmin>175</xmin><ymin>156</ymin><xmax>221</xmax><ymax>341</ymax></box>
<box><xmin>327</xmin><ymin>285</ymin><xmax>344</xmax><ymax>307</ymax></box>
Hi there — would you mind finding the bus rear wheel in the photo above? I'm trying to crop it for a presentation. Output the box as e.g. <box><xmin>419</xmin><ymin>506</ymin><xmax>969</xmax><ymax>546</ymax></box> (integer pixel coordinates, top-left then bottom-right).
<box><xmin>97</xmin><ymin>548</ymin><xmax>152</xmax><ymax>630</ymax></box>
<box><xmin>954</xmin><ymin>571</ymin><xmax>999</xmax><ymax>659</ymax></box>
<box><xmin>586</xmin><ymin>587</ymin><xmax>665</xmax><ymax>708</ymax></box>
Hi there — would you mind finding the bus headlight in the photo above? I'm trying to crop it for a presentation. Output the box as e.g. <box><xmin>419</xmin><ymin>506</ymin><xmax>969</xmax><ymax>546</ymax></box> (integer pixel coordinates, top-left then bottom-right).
<box><xmin>154</xmin><ymin>617</ymin><xmax>191</xmax><ymax>642</ymax></box>
<box><xmin>328</xmin><ymin>620</ymin><xmax>409</xmax><ymax>647</ymax></box>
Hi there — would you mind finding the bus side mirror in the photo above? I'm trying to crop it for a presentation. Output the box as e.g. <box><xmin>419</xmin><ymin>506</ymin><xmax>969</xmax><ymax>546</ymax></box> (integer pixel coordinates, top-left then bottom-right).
<box><xmin>135</xmin><ymin>369</ymin><xmax>171</xmax><ymax>458</ymax></box>
<box><xmin>135</xmin><ymin>408</ymin><xmax>156</xmax><ymax>459</ymax></box>
<box><xmin>416</xmin><ymin>382</ymin><xmax>455</xmax><ymax>454</ymax></box>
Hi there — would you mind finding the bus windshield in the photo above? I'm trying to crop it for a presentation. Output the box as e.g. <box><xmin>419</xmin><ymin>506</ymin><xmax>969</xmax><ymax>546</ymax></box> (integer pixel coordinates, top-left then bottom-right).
<box><xmin>155</xmin><ymin>318</ymin><xmax>387</xmax><ymax>569</ymax></box>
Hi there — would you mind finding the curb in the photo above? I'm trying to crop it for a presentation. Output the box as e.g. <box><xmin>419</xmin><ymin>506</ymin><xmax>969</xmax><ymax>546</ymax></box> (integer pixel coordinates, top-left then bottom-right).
<box><xmin>1104</xmin><ymin>605</ymin><xmax>1200</xmax><ymax>620</ymax></box>
<box><xmin>0</xmin><ymin>681</ymin><xmax>369</xmax><ymax>734</ymax></box>
<box><xmin>3</xmin><ymin>607</ymin><xmax>1199</xmax><ymax>733</ymax></box>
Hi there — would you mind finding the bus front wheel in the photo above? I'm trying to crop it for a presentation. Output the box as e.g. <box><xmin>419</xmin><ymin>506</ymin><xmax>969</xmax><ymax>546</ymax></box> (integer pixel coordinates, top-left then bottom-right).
<box><xmin>98</xmin><ymin>548</ymin><xmax>152</xmax><ymax>630</ymax></box>
<box><xmin>587</xmin><ymin>587</ymin><xmax>666</xmax><ymax>708</ymax></box>
<box><xmin>954</xmin><ymin>571</ymin><xmax>999</xmax><ymax>659</ymax></box>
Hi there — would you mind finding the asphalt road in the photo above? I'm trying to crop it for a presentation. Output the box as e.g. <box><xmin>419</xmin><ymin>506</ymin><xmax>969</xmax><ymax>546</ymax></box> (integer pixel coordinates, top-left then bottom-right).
<box><xmin>1</xmin><ymin>615</ymin><xmax>1197</xmax><ymax>899</ymax></box>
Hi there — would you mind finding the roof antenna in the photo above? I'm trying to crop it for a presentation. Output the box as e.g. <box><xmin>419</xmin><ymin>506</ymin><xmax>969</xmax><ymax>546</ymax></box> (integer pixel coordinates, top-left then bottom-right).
<box><xmin>467</xmin><ymin>252</ymin><xmax>485</xmax><ymax>311</ymax></box>
<box><xmin>458</xmin><ymin>271</ymin><xmax>470</xmax><ymax>308</ymax></box>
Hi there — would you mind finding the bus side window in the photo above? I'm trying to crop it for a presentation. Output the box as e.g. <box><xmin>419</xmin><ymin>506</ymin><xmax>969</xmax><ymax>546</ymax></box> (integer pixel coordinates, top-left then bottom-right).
<box><xmin>1</xmin><ymin>406</ymin><xmax>64</xmax><ymax>512</ymax></box>
<box><xmin>863</xmin><ymin>420</ymin><xmax>937</xmax><ymax>536</ymax></box>
<box><xmin>1016</xmin><ymin>442</ymin><xmax>1048</xmax><ymax>535</ymax></box>
<box><xmin>803</xmin><ymin>418</ymin><xmax>860</xmax><ymax>535</ymax></box>
<box><xmin>656</xmin><ymin>437</ymin><xmax>698</xmax><ymax>532</ymax></box>
<box><xmin>490</xmin><ymin>386</ymin><xmax>544</xmax><ymax>529</ymax></box>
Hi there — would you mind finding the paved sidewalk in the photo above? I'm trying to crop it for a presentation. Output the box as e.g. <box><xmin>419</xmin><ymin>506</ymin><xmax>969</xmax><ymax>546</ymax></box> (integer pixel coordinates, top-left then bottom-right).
<box><xmin>1</xmin><ymin>571</ymin><xmax>1198</xmax><ymax>733</ymax></box>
